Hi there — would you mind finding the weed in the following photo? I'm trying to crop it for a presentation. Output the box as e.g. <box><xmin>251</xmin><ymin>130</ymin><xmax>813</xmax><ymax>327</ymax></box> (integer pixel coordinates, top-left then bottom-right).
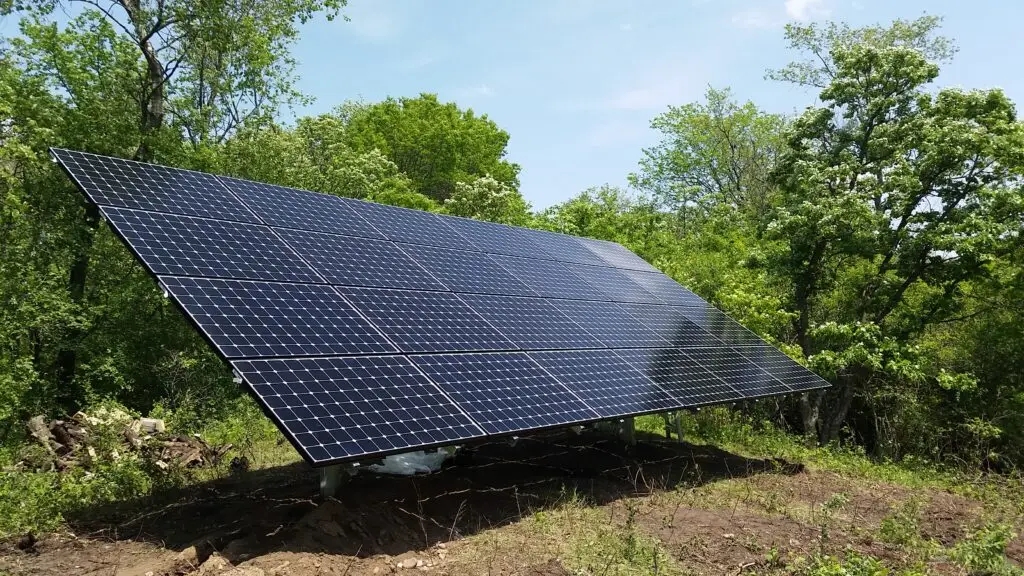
<box><xmin>949</xmin><ymin>522</ymin><xmax>1022</xmax><ymax>575</ymax></box>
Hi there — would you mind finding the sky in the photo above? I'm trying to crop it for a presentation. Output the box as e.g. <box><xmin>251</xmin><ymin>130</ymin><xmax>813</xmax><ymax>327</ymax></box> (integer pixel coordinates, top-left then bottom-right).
<box><xmin>288</xmin><ymin>0</ymin><xmax>1024</xmax><ymax>209</ymax></box>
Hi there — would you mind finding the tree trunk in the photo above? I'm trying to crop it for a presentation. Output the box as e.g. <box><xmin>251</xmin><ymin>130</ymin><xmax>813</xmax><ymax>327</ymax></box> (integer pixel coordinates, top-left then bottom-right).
<box><xmin>820</xmin><ymin>380</ymin><xmax>855</xmax><ymax>445</ymax></box>
<box><xmin>799</xmin><ymin>390</ymin><xmax>822</xmax><ymax>446</ymax></box>
<box><xmin>54</xmin><ymin>202</ymin><xmax>100</xmax><ymax>410</ymax></box>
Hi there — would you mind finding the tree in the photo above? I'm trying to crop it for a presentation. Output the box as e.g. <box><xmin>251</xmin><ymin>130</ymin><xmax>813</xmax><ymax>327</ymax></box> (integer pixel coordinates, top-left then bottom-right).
<box><xmin>767</xmin><ymin>18</ymin><xmax>1024</xmax><ymax>448</ymax></box>
<box><xmin>630</xmin><ymin>87</ymin><xmax>786</xmax><ymax>234</ymax></box>
<box><xmin>443</xmin><ymin>175</ymin><xmax>531</xmax><ymax>225</ymax></box>
<box><xmin>0</xmin><ymin>0</ymin><xmax>343</xmax><ymax>416</ymax></box>
<box><xmin>341</xmin><ymin>94</ymin><xmax>520</xmax><ymax>201</ymax></box>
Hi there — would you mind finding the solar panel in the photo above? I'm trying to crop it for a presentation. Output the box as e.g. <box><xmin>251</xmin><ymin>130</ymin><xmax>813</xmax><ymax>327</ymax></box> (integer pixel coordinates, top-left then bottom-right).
<box><xmin>490</xmin><ymin>254</ymin><xmax>606</xmax><ymax>300</ymax></box>
<box><xmin>160</xmin><ymin>277</ymin><xmax>396</xmax><ymax>358</ymax></box>
<box><xmin>441</xmin><ymin>216</ymin><xmax>545</xmax><ymax>259</ymax></box>
<box><xmin>53</xmin><ymin>149</ymin><xmax>832</xmax><ymax>467</ymax></box>
<box><xmin>530</xmin><ymin>349</ymin><xmax>680</xmax><ymax>418</ymax></box>
<box><xmin>621</xmin><ymin>270</ymin><xmax>707</xmax><ymax>307</ymax></box>
<box><xmin>459</xmin><ymin>293</ymin><xmax>603</xmax><ymax>350</ymax></box>
<box><xmin>103</xmin><ymin>207</ymin><xmax>322</xmax><ymax>283</ymax></box>
<box><xmin>335</xmin><ymin>286</ymin><xmax>516</xmax><ymax>353</ymax></box>
<box><xmin>520</xmin><ymin>228</ymin><xmax>608</xmax><ymax>267</ymax></box>
<box><xmin>396</xmin><ymin>244</ymin><xmax>538</xmax><ymax>297</ymax></box>
<box><xmin>350</xmin><ymin>200</ymin><xmax>477</xmax><ymax>250</ymax></box>
<box><xmin>677</xmin><ymin>304</ymin><xmax>766</xmax><ymax>345</ymax></box>
<box><xmin>615</xmin><ymin>348</ymin><xmax>745</xmax><ymax>406</ymax></box>
<box><xmin>578</xmin><ymin>237</ymin><xmax>660</xmax><ymax>272</ymax></box>
<box><xmin>565</xmin><ymin>264</ymin><xmax>662</xmax><ymax>304</ymax></box>
<box><xmin>618</xmin><ymin>303</ymin><xmax>724</xmax><ymax>347</ymax></box>
<box><xmin>550</xmin><ymin>299</ymin><xmax>668</xmax><ymax>347</ymax></box>
<box><xmin>411</xmin><ymin>352</ymin><xmax>599</xmax><ymax>435</ymax></box>
<box><xmin>220</xmin><ymin>177</ymin><xmax>386</xmax><ymax>240</ymax></box>
<box><xmin>276</xmin><ymin>228</ymin><xmax>446</xmax><ymax>291</ymax></box>
<box><xmin>734</xmin><ymin>345</ymin><xmax>830</xmax><ymax>392</ymax></box>
<box><xmin>232</xmin><ymin>356</ymin><xmax>485</xmax><ymax>462</ymax></box>
<box><xmin>51</xmin><ymin>149</ymin><xmax>261</xmax><ymax>223</ymax></box>
<box><xmin>681</xmin><ymin>347</ymin><xmax>791</xmax><ymax>398</ymax></box>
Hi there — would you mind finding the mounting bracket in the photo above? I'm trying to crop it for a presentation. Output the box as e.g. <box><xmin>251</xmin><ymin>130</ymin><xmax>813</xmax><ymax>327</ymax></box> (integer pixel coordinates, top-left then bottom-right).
<box><xmin>319</xmin><ymin>464</ymin><xmax>349</xmax><ymax>498</ymax></box>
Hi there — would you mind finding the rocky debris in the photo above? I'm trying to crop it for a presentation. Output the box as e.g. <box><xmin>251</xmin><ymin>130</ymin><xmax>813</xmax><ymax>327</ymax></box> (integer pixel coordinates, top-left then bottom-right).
<box><xmin>19</xmin><ymin>411</ymin><xmax>231</xmax><ymax>473</ymax></box>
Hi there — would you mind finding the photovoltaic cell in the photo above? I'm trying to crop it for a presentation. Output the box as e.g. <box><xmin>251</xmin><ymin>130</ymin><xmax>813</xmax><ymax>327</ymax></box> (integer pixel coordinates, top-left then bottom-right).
<box><xmin>618</xmin><ymin>304</ymin><xmax>724</xmax><ymax>347</ymax></box>
<box><xmin>615</xmin><ymin>348</ymin><xmax>744</xmax><ymax>406</ymax></box>
<box><xmin>490</xmin><ymin>254</ymin><xmax>606</xmax><ymax>301</ymax></box>
<box><xmin>566</xmin><ymin>264</ymin><xmax>662</xmax><ymax>304</ymax></box>
<box><xmin>442</xmin><ymin>216</ymin><xmax>545</xmax><ymax>259</ymax></box>
<box><xmin>397</xmin><ymin>244</ymin><xmax>538</xmax><ymax>297</ymax></box>
<box><xmin>681</xmin><ymin>347</ymin><xmax>790</xmax><ymax>397</ymax></box>
<box><xmin>459</xmin><ymin>293</ymin><xmax>603</xmax><ymax>350</ymax></box>
<box><xmin>621</xmin><ymin>270</ymin><xmax>707</xmax><ymax>307</ymax></box>
<box><xmin>550</xmin><ymin>299</ymin><xmax>668</xmax><ymax>348</ymax></box>
<box><xmin>351</xmin><ymin>201</ymin><xmax>476</xmax><ymax>250</ymax></box>
<box><xmin>529</xmin><ymin>350</ymin><xmax>680</xmax><ymax>418</ymax></box>
<box><xmin>103</xmin><ymin>207</ymin><xmax>321</xmax><ymax>283</ymax></box>
<box><xmin>232</xmin><ymin>356</ymin><xmax>485</xmax><ymax>463</ymax></box>
<box><xmin>520</xmin><ymin>228</ymin><xmax>608</xmax><ymax>267</ymax></box>
<box><xmin>734</xmin><ymin>345</ymin><xmax>830</xmax><ymax>392</ymax></box>
<box><xmin>276</xmin><ymin>229</ymin><xmax>446</xmax><ymax>291</ymax></box>
<box><xmin>411</xmin><ymin>352</ymin><xmax>599</xmax><ymax>435</ymax></box>
<box><xmin>578</xmin><ymin>237</ymin><xmax>660</xmax><ymax>272</ymax></box>
<box><xmin>51</xmin><ymin>149</ymin><xmax>261</xmax><ymax>223</ymax></box>
<box><xmin>221</xmin><ymin>177</ymin><xmax>386</xmax><ymax>240</ymax></box>
<box><xmin>678</xmin><ymin>305</ymin><xmax>765</xmax><ymax>345</ymax></box>
<box><xmin>335</xmin><ymin>287</ymin><xmax>516</xmax><ymax>353</ymax></box>
<box><xmin>160</xmin><ymin>277</ymin><xmax>396</xmax><ymax>358</ymax></box>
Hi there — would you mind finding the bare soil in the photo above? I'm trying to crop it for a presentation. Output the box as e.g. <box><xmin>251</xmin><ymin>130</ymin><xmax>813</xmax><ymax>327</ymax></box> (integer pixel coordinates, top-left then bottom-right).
<box><xmin>1</xmin><ymin>431</ymin><xmax>1019</xmax><ymax>576</ymax></box>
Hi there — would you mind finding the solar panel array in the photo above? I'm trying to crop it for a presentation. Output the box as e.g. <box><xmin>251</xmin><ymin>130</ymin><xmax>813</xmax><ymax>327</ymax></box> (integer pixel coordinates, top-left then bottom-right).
<box><xmin>52</xmin><ymin>148</ymin><xmax>830</xmax><ymax>466</ymax></box>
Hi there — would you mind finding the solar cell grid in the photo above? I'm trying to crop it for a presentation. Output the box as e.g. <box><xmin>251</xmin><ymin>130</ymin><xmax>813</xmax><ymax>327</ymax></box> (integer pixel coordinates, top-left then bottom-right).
<box><xmin>52</xmin><ymin>148</ymin><xmax>261</xmax><ymax>223</ymax></box>
<box><xmin>103</xmin><ymin>207</ymin><xmax>321</xmax><ymax>283</ymax></box>
<box><xmin>615</xmin><ymin>348</ymin><xmax>744</xmax><ymax>406</ymax></box>
<box><xmin>490</xmin><ymin>254</ymin><xmax>606</xmax><ymax>301</ymax></box>
<box><xmin>678</xmin><ymin>305</ymin><xmax>765</xmax><ymax>345</ymax></box>
<box><xmin>622</xmin><ymin>270</ymin><xmax>707</xmax><ymax>307</ymax></box>
<box><xmin>352</xmin><ymin>200</ymin><xmax>476</xmax><ymax>250</ymax></box>
<box><xmin>579</xmin><ymin>238</ymin><xmax>660</xmax><ymax>272</ymax></box>
<box><xmin>734</xmin><ymin>345</ymin><xmax>830</xmax><ymax>392</ymax></box>
<box><xmin>220</xmin><ymin>177</ymin><xmax>386</xmax><ymax>240</ymax></box>
<box><xmin>566</xmin><ymin>263</ymin><xmax>662</xmax><ymax>304</ymax></box>
<box><xmin>441</xmin><ymin>216</ymin><xmax>545</xmax><ymax>259</ymax></box>
<box><xmin>397</xmin><ymin>243</ymin><xmax>538</xmax><ymax>297</ymax></box>
<box><xmin>619</xmin><ymin>304</ymin><xmax>724</xmax><ymax>347</ymax></box>
<box><xmin>276</xmin><ymin>228</ymin><xmax>446</xmax><ymax>291</ymax></box>
<box><xmin>161</xmin><ymin>277</ymin><xmax>396</xmax><ymax>358</ymax></box>
<box><xmin>459</xmin><ymin>293</ymin><xmax>603</xmax><ymax>350</ymax></box>
<box><xmin>233</xmin><ymin>356</ymin><xmax>485</xmax><ymax>462</ymax></box>
<box><xmin>521</xmin><ymin>229</ymin><xmax>608</xmax><ymax>267</ymax></box>
<box><xmin>336</xmin><ymin>287</ymin><xmax>516</xmax><ymax>353</ymax></box>
<box><xmin>411</xmin><ymin>352</ymin><xmax>599</xmax><ymax>435</ymax></box>
<box><xmin>682</xmin><ymin>347</ymin><xmax>790</xmax><ymax>397</ymax></box>
<box><xmin>530</xmin><ymin>350</ymin><xmax>680</xmax><ymax>418</ymax></box>
<box><xmin>550</xmin><ymin>299</ymin><xmax>668</xmax><ymax>348</ymax></box>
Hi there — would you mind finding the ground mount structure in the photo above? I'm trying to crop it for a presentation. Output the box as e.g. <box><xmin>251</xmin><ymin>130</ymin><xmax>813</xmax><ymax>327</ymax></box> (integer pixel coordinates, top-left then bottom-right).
<box><xmin>52</xmin><ymin>148</ymin><xmax>830</xmax><ymax>468</ymax></box>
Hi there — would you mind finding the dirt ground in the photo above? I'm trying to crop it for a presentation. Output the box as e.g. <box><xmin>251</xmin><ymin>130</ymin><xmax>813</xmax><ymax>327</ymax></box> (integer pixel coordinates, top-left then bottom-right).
<box><xmin>1</xmin><ymin>431</ymin><xmax>1020</xmax><ymax>576</ymax></box>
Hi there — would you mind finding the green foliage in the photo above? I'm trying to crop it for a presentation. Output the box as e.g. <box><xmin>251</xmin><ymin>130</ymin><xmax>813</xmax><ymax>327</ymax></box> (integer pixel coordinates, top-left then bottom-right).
<box><xmin>798</xmin><ymin>551</ymin><xmax>891</xmax><ymax>576</ymax></box>
<box><xmin>949</xmin><ymin>523</ymin><xmax>1022</xmax><ymax>576</ymax></box>
<box><xmin>443</xmin><ymin>175</ymin><xmax>532</xmax><ymax>225</ymax></box>
<box><xmin>341</xmin><ymin>94</ymin><xmax>520</xmax><ymax>201</ymax></box>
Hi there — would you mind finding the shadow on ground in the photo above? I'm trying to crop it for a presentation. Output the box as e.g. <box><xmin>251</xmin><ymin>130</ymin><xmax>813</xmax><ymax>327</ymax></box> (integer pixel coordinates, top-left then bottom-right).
<box><xmin>62</xmin><ymin>430</ymin><xmax>803</xmax><ymax>565</ymax></box>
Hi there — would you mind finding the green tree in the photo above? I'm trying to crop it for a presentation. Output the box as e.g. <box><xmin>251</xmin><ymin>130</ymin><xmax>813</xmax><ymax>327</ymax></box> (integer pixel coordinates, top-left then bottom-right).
<box><xmin>768</xmin><ymin>18</ymin><xmax>1024</xmax><ymax>448</ymax></box>
<box><xmin>631</xmin><ymin>87</ymin><xmax>786</xmax><ymax>234</ymax></box>
<box><xmin>341</xmin><ymin>94</ymin><xmax>520</xmax><ymax>201</ymax></box>
<box><xmin>443</xmin><ymin>174</ymin><xmax>531</xmax><ymax>225</ymax></box>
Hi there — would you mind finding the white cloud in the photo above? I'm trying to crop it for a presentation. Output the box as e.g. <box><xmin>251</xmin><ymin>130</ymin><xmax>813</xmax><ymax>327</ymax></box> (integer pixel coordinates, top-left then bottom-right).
<box><xmin>731</xmin><ymin>9</ymin><xmax>781</xmax><ymax>29</ymax></box>
<box><xmin>345</xmin><ymin>2</ymin><xmax>399</xmax><ymax>42</ymax></box>
<box><xmin>619</xmin><ymin>23</ymin><xmax>634</xmax><ymax>32</ymax></box>
<box><xmin>784</xmin><ymin>0</ymin><xmax>830</xmax><ymax>21</ymax></box>
<box><xmin>456</xmin><ymin>84</ymin><xmax>496</xmax><ymax>99</ymax></box>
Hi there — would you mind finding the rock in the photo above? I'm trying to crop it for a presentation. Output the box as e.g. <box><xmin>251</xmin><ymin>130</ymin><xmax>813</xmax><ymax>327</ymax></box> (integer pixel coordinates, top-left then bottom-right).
<box><xmin>176</xmin><ymin>545</ymin><xmax>199</xmax><ymax>568</ymax></box>
<box><xmin>140</xmin><ymin>418</ymin><xmax>165</xmax><ymax>434</ymax></box>
<box><xmin>415</xmin><ymin>559</ymin><xmax>423</xmax><ymax>568</ymax></box>
<box><xmin>27</xmin><ymin>416</ymin><xmax>56</xmax><ymax>455</ymax></box>
<box><xmin>400</xmin><ymin>558</ymin><xmax>420</xmax><ymax>569</ymax></box>
<box><xmin>198</xmin><ymin>553</ymin><xmax>231</xmax><ymax>575</ymax></box>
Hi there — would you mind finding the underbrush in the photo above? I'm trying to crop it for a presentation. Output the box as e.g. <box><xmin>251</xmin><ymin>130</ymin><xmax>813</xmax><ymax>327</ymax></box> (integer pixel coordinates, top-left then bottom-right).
<box><xmin>0</xmin><ymin>396</ymin><xmax>296</xmax><ymax>539</ymax></box>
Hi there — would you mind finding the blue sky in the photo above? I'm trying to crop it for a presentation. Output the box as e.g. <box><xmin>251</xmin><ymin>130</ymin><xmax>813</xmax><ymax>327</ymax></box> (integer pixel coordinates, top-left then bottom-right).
<box><xmin>291</xmin><ymin>0</ymin><xmax>1024</xmax><ymax>209</ymax></box>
